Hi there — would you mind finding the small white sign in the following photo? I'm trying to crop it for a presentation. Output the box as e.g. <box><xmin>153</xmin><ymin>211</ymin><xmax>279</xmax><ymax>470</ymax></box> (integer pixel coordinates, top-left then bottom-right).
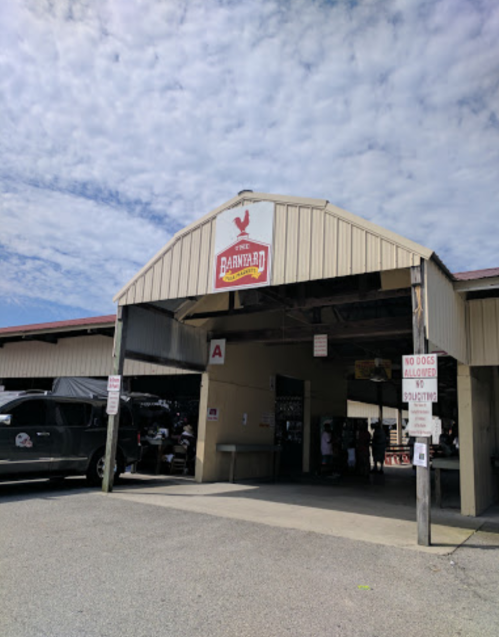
<box><xmin>107</xmin><ymin>375</ymin><xmax>122</xmax><ymax>392</ymax></box>
<box><xmin>402</xmin><ymin>378</ymin><xmax>438</xmax><ymax>403</ymax></box>
<box><xmin>207</xmin><ymin>407</ymin><xmax>219</xmax><ymax>421</ymax></box>
<box><xmin>408</xmin><ymin>401</ymin><xmax>433</xmax><ymax>437</ymax></box>
<box><xmin>106</xmin><ymin>390</ymin><xmax>120</xmax><ymax>416</ymax></box>
<box><xmin>413</xmin><ymin>442</ymin><xmax>428</xmax><ymax>467</ymax></box>
<box><xmin>261</xmin><ymin>412</ymin><xmax>275</xmax><ymax>427</ymax></box>
<box><xmin>432</xmin><ymin>417</ymin><xmax>442</xmax><ymax>445</ymax></box>
<box><xmin>402</xmin><ymin>354</ymin><xmax>438</xmax><ymax>379</ymax></box>
<box><xmin>209</xmin><ymin>339</ymin><xmax>226</xmax><ymax>365</ymax></box>
<box><xmin>314</xmin><ymin>334</ymin><xmax>328</xmax><ymax>357</ymax></box>
<box><xmin>242</xmin><ymin>413</ymin><xmax>248</xmax><ymax>426</ymax></box>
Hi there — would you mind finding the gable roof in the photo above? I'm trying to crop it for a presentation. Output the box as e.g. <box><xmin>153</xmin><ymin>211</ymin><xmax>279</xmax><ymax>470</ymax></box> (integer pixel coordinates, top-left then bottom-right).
<box><xmin>114</xmin><ymin>191</ymin><xmax>434</xmax><ymax>306</ymax></box>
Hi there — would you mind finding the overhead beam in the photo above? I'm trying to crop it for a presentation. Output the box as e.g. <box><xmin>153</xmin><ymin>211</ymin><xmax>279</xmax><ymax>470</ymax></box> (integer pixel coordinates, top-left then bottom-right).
<box><xmin>454</xmin><ymin>276</ymin><xmax>499</xmax><ymax>293</ymax></box>
<box><xmin>135</xmin><ymin>302</ymin><xmax>176</xmax><ymax>319</ymax></box>
<box><xmin>125</xmin><ymin>349</ymin><xmax>206</xmax><ymax>373</ymax></box>
<box><xmin>23</xmin><ymin>335</ymin><xmax>58</xmax><ymax>345</ymax></box>
<box><xmin>210</xmin><ymin>316</ymin><xmax>412</xmax><ymax>344</ymax></box>
<box><xmin>184</xmin><ymin>304</ymin><xmax>278</xmax><ymax>321</ymax></box>
<box><xmin>184</xmin><ymin>287</ymin><xmax>411</xmax><ymax>321</ymax></box>
<box><xmin>289</xmin><ymin>287</ymin><xmax>411</xmax><ymax>309</ymax></box>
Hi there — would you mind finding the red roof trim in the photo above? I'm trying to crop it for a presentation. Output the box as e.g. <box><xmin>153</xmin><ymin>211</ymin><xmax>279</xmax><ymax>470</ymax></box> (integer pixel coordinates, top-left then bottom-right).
<box><xmin>453</xmin><ymin>267</ymin><xmax>499</xmax><ymax>281</ymax></box>
<box><xmin>0</xmin><ymin>315</ymin><xmax>116</xmax><ymax>336</ymax></box>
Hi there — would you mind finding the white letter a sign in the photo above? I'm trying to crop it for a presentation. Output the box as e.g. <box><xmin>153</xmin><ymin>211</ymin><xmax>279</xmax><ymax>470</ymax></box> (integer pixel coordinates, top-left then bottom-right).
<box><xmin>209</xmin><ymin>339</ymin><xmax>226</xmax><ymax>365</ymax></box>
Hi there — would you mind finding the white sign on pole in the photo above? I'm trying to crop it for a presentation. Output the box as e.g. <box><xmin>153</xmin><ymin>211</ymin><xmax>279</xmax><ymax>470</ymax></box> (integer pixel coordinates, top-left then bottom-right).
<box><xmin>402</xmin><ymin>354</ymin><xmax>438</xmax><ymax>379</ymax></box>
<box><xmin>413</xmin><ymin>442</ymin><xmax>428</xmax><ymax>467</ymax></box>
<box><xmin>209</xmin><ymin>339</ymin><xmax>226</xmax><ymax>365</ymax></box>
<box><xmin>107</xmin><ymin>375</ymin><xmax>122</xmax><ymax>392</ymax></box>
<box><xmin>408</xmin><ymin>401</ymin><xmax>433</xmax><ymax>437</ymax></box>
<box><xmin>106</xmin><ymin>391</ymin><xmax>120</xmax><ymax>416</ymax></box>
<box><xmin>313</xmin><ymin>334</ymin><xmax>328</xmax><ymax>357</ymax></box>
<box><xmin>402</xmin><ymin>378</ymin><xmax>438</xmax><ymax>403</ymax></box>
<box><xmin>432</xmin><ymin>417</ymin><xmax>442</xmax><ymax>445</ymax></box>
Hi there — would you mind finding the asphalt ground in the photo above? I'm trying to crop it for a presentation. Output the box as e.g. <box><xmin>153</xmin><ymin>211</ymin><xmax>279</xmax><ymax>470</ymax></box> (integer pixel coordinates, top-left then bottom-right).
<box><xmin>1</xmin><ymin>478</ymin><xmax>498</xmax><ymax>637</ymax></box>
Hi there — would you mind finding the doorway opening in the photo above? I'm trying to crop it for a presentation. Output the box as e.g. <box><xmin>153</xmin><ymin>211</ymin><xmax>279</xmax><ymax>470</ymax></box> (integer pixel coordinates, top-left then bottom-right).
<box><xmin>275</xmin><ymin>375</ymin><xmax>304</xmax><ymax>476</ymax></box>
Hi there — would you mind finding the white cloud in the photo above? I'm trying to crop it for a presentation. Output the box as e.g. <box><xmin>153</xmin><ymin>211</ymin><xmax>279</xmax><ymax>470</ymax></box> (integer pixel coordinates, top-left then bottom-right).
<box><xmin>1</xmin><ymin>0</ymin><xmax>499</xmax><ymax>325</ymax></box>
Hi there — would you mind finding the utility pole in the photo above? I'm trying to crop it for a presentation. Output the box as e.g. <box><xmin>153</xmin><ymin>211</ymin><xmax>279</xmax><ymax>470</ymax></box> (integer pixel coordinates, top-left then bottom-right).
<box><xmin>102</xmin><ymin>305</ymin><xmax>128</xmax><ymax>494</ymax></box>
<box><xmin>411</xmin><ymin>263</ymin><xmax>431</xmax><ymax>546</ymax></box>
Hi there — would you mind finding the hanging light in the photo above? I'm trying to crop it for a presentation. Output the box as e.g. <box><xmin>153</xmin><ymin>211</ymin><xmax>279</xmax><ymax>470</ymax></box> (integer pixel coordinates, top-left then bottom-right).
<box><xmin>370</xmin><ymin>358</ymin><xmax>388</xmax><ymax>383</ymax></box>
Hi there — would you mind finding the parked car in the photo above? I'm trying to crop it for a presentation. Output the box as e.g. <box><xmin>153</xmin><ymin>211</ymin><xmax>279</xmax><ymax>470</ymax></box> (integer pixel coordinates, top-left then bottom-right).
<box><xmin>0</xmin><ymin>394</ymin><xmax>140</xmax><ymax>485</ymax></box>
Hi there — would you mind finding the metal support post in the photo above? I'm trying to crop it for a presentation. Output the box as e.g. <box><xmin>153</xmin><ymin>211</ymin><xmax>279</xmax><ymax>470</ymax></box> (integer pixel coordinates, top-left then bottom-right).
<box><xmin>102</xmin><ymin>306</ymin><xmax>128</xmax><ymax>494</ymax></box>
<box><xmin>411</xmin><ymin>263</ymin><xmax>431</xmax><ymax>546</ymax></box>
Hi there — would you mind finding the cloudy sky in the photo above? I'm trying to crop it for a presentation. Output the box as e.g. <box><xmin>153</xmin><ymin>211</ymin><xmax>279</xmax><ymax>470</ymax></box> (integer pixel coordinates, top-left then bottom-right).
<box><xmin>1</xmin><ymin>0</ymin><xmax>498</xmax><ymax>327</ymax></box>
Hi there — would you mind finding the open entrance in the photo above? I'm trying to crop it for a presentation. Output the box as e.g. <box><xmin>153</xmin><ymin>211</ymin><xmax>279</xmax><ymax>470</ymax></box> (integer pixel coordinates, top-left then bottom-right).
<box><xmin>275</xmin><ymin>375</ymin><xmax>304</xmax><ymax>476</ymax></box>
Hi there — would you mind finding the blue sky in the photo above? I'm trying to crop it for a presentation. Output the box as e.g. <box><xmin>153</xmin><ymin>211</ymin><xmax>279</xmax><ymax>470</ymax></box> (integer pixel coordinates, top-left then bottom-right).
<box><xmin>1</xmin><ymin>0</ymin><xmax>498</xmax><ymax>327</ymax></box>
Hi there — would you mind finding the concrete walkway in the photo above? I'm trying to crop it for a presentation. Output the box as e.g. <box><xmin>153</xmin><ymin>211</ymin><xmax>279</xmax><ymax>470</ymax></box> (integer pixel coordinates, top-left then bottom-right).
<box><xmin>111</xmin><ymin>468</ymin><xmax>497</xmax><ymax>554</ymax></box>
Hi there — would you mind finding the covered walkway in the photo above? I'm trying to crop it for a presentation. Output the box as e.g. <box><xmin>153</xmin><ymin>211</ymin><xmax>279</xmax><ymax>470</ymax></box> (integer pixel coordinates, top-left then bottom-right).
<box><xmin>110</xmin><ymin>468</ymin><xmax>499</xmax><ymax>554</ymax></box>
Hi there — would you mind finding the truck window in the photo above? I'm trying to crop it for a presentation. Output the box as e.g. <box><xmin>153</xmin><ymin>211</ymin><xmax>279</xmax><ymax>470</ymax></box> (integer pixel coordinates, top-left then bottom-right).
<box><xmin>9</xmin><ymin>400</ymin><xmax>49</xmax><ymax>427</ymax></box>
<box><xmin>56</xmin><ymin>402</ymin><xmax>92</xmax><ymax>427</ymax></box>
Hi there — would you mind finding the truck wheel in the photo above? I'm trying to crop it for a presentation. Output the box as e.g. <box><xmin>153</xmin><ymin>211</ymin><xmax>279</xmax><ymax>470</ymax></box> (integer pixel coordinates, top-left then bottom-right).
<box><xmin>87</xmin><ymin>449</ymin><xmax>124</xmax><ymax>487</ymax></box>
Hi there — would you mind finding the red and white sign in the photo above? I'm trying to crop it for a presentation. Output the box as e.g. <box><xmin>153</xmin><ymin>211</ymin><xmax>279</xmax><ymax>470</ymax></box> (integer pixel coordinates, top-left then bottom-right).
<box><xmin>402</xmin><ymin>378</ymin><xmax>438</xmax><ymax>403</ymax></box>
<box><xmin>207</xmin><ymin>407</ymin><xmax>219</xmax><ymax>421</ymax></box>
<box><xmin>408</xmin><ymin>401</ymin><xmax>433</xmax><ymax>437</ymax></box>
<box><xmin>313</xmin><ymin>334</ymin><xmax>328</xmax><ymax>357</ymax></box>
<box><xmin>106</xmin><ymin>391</ymin><xmax>120</xmax><ymax>416</ymax></box>
<box><xmin>107</xmin><ymin>375</ymin><xmax>122</xmax><ymax>392</ymax></box>
<box><xmin>209</xmin><ymin>339</ymin><xmax>226</xmax><ymax>365</ymax></box>
<box><xmin>213</xmin><ymin>201</ymin><xmax>274</xmax><ymax>292</ymax></box>
<box><xmin>402</xmin><ymin>354</ymin><xmax>438</xmax><ymax>379</ymax></box>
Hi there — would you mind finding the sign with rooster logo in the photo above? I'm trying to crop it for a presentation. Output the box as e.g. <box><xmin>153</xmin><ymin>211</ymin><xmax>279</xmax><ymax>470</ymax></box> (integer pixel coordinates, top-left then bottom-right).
<box><xmin>213</xmin><ymin>201</ymin><xmax>274</xmax><ymax>292</ymax></box>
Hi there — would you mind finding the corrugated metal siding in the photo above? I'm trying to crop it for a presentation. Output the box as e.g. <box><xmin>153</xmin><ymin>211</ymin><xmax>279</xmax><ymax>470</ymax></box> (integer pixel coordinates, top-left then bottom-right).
<box><xmin>425</xmin><ymin>259</ymin><xmax>468</xmax><ymax>364</ymax></box>
<box><xmin>0</xmin><ymin>336</ymin><xmax>189</xmax><ymax>378</ymax></box>
<box><xmin>468</xmin><ymin>299</ymin><xmax>499</xmax><ymax>366</ymax></box>
<box><xmin>126</xmin><ymin>306</ymin><xmax>208</xmax><ymax>370</ymax></box>
<box><xmin>115</xmin><ymin>194</ymin><xmax>432</xmax><ymax>305</ymax></box>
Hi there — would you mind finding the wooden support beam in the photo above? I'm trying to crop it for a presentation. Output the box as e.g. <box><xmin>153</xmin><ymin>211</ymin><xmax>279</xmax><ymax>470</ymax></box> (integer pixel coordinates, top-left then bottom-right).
<box><xmin>411</xmin><ymin>262</ymin><xmax>431</xmax><ymax>547</ymax></box>
<box><xmin>102</xmin><ymin>307</ymin><xmax>128</xmax><ymax>494</ymax></box>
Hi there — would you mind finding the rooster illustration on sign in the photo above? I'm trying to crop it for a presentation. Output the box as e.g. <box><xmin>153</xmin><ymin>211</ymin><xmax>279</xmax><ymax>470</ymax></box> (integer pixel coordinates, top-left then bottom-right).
<box><xmin>233</xmin><ymin>209</ymin><xmax>250</xmax><ymax>238</ymax></box>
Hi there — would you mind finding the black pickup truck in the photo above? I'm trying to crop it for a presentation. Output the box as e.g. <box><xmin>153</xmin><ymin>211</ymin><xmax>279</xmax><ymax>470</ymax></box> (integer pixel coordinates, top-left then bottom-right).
<box><xmin>0</xmin><ymin>393</ymin><xmax>140</xmax><ymax>485</ymax></box>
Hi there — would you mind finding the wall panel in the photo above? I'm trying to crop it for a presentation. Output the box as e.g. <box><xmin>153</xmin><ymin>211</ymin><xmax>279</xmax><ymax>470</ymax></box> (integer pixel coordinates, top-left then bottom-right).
<box><xmin>284</xmin><ymin>205</ymin><xmax>299</xmax><ymax>284</ymax></box>
<box><xmin>310</xmin><ymin>207</ymin><xmax>325</xmax><ymax>280</ymax></box>
<box><xmin>425</xmin><ymin>259</ymin><xmax>468</xmax><ymax>363</ymax></box>
<box><xmin>468</xmin><ymin>299</ymin><xmax>499</xmax><ymax>366</ymax></box>
<box><xmin>0</xmin><ymin>336</ymin><xmax>191</xmax><ymax>378</ymax></box>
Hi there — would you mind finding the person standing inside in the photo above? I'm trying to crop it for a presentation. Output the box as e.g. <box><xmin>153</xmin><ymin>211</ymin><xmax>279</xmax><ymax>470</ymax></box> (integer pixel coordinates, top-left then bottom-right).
<box><xmin>372</xmin><ymin>423</ymin><xmax>387</xmax><ymax>473</ymax></box>
<box><xmin>179</xmin><ymin>423</ymin><xmax>197</xmax><ymax>474</ymax></box>
<box><xmin>356</xmin><ymin>422</ymin><xmax>371</xmax><ymax>477</ymax></box>
<box><xmin>321</xmin><ymin>422</ymin><xmax>333</xmax><ymax>471</ymax></box>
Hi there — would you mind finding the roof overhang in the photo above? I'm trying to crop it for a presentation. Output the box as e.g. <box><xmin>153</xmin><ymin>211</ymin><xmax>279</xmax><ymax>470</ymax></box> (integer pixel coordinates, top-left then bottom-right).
<box><xmin>0</xmin><ymin>315</ymin><xmax>116</xmax><ymax>347</ymax></box>
<box><xmin>454</xmin><ymin>276</ymin><xmax>499</xmax><ymax>294</ymax></box>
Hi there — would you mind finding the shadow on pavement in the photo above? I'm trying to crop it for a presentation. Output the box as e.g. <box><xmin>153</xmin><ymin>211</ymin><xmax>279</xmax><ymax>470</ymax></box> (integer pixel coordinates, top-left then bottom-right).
<box><xmin>112</xmin><ymin>467</ymin><xmax>499</xmax><ymax>533</ymax></box>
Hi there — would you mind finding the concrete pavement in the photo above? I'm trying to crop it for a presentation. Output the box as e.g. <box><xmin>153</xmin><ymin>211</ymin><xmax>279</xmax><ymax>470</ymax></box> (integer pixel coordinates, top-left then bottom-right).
<box><xmin>1</xmin><ymin>474</ymin><xmax>498</xmax><ymax>637</ymax></box>
<box><xmin>110</xmin><ymin>470</ymin><xmax>488</xmax><ymax>554</ymax></box>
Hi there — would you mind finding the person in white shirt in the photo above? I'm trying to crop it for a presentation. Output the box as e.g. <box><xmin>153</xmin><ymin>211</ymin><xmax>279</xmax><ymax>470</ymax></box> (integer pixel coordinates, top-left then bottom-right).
<box><xmin>321</xmin><ymin>423</ymin><xmax>333</xmax><ymax>467</ymax></box>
